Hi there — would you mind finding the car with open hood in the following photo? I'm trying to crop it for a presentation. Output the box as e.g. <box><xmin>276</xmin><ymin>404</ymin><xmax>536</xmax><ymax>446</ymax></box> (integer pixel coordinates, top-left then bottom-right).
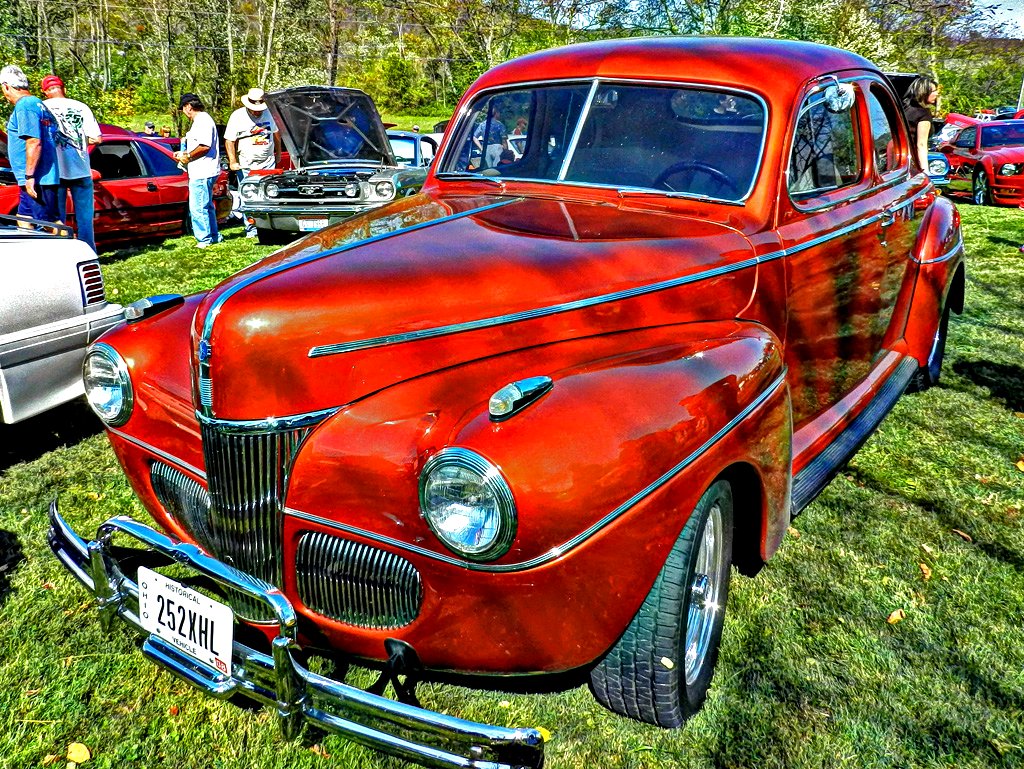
<box><xmin>238</xmin><ymin>86</ymin><xmax>429</xmax><ymax>244</ymax></box>
<box><xmin>49</xmin><ymin>38</ymin><xmax>964</xmax><ymax>769</ymax></box>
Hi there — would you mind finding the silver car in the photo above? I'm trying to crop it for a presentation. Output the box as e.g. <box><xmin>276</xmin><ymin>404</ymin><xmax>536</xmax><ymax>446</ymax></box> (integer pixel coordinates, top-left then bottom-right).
<box><xmin>0</xmin><ymin>214</ymin><xmax>122</xmax><ymax>423</ymax></box>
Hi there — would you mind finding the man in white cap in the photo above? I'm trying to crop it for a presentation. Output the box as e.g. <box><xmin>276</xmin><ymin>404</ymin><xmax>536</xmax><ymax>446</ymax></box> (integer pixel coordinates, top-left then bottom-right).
<box><xmin>224</xmin><ymin>87</ymin><xmax>280</xmax><ymax>238</ymax></box>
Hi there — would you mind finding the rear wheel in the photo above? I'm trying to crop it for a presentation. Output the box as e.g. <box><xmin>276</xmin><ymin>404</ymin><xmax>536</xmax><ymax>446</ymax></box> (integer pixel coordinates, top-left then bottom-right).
<box><xmin>972</xmin><ymin>169</ymin><xmax>991</xmax><ymax>205</ymax></box>
<box><xmin>590</xmin><ymin>480</ymin><xmax>733</xmax><ymax>727</ymax></box>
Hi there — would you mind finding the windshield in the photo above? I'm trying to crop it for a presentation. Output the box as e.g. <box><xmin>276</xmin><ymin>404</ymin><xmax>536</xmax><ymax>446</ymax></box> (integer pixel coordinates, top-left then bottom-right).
<box><xmin>439</xmin><ymin>81</ymin><xmax>766</xmax><ymax>202</ymax></box>
<box><xmin>980</xmin><ymin>123</ymin><xmax>1024</xmax><ymax>149</ymax></box>
<box><xmin>389</xmin><ymin>137</ymin><xmax>418</xmax><ymax>166</ymax></box>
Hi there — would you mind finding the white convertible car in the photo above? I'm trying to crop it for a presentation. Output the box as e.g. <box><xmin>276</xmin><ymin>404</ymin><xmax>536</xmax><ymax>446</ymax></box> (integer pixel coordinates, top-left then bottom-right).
<box><xmin>0</xmin><ymin>214</ymin><xmax>122</xmax><ymax>423</ymax></box>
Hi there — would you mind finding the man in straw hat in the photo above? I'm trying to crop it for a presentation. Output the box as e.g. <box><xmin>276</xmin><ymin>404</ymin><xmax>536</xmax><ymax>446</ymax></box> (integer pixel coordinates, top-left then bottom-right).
<box><xmin>224</xmin><ymin>87</ymin><xmax>280</xmax><ymax>238</ymax></box>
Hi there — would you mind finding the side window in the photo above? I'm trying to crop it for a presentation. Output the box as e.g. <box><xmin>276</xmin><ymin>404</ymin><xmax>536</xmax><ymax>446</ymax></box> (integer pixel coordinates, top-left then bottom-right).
<box><xmin>136</xmin><ymin>141</ymin><xmax>184</xmax><ymax>177</ymax></box>
<box><xmin>955</xmin><ymin>128</ymin><xmax>976</xmax><ymax>148</ymax></box>
<box><xmin>788</xmin><ymin>91</ymin><xmax>861</xmax><ymax>201</ymax></box>
<box><xmin>866</xmin><ymin>85</ymin><xmax>905</xmax><ymax>175</ymax></box>
<box><xmin>90</xmin><ymin>142</ymin><xmax>145</xmax><ymax>179</ymax></box>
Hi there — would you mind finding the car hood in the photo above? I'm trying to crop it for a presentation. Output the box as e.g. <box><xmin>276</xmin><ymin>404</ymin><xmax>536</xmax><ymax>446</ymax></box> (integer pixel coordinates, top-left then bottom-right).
<box><xmin>984</xmin><ymin>145</ymin><xmax>1024</xmax><ymax>164</ymax></box>
<box><xmin>265</xmin><ymin>86</ymin><xmax>396</xmax><ymax>171</ymax></box>
<box><xmin>191</xmin><ymin>193</ymin><xmax>757</xmax><ymax>420</ymax></box>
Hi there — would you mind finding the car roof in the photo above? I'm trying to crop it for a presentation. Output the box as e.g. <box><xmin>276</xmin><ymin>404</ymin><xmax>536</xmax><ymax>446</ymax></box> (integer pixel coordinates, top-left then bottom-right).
<box><xmin>469</xmin><ymin>37</ymin><xmax>877</xmax><ymax>98</ymax></box>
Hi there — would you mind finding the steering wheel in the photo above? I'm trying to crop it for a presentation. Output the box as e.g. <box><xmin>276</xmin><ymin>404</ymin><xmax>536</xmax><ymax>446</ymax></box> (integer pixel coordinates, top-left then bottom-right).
<box><xmin>653</xmin><ymin>161</ymin><xmax>739</xmax><ymax>198</ymax></box>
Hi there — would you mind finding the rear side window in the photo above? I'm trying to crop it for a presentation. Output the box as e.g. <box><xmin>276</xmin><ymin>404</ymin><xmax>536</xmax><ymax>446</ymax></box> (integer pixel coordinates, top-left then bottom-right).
<box><xmin>136</xmin><ymin>142</ymin><xmax>184</xmax><ymax>177</ymax></box>
<box><xmin>90</xmin><ymin>143</ymin><xmax>145</xmax><ymax>179</ymax></box>
<box><xmin>866</xmin><ymin>85</ymin><xmax>905</xmax><ymax>175</ymax></box>
<box><xmin>788</xmin><ymin>92</ymin><xmax>860</xmax><ymax>200</ymax></box>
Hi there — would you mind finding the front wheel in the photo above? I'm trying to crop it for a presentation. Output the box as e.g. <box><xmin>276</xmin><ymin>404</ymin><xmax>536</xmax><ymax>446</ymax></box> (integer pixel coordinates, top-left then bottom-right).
<box><xmin>590</xmin><ymin>480</ymin><xmax>733</xmax><ymax>727</ymax></box>
<box><xmin>972</xmin><ymin>169</ymin><xmax>991</xmax><ymax>206</ymax></box>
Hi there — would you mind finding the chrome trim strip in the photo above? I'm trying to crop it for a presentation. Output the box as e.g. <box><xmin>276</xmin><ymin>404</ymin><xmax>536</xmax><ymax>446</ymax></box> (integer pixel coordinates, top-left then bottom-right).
<box><xmin>309</xmin><ymin>252</ymin><xmax>762</xmax><ymax>357</ymax></box>
<box><xmin>198</xmin><ymin>197</ymin><xmax>520</xmax><ymax>417</ymax></box>
<box><xmin>911</xmin><ymin>230</ymin><xmax>964</xmax><ymax>265</ymax></box>
<box><xmin>107</xmin><ymin>427</ymin><xmax>206</xmax><ymax>480</ymax></box>
<box><xmin>285</xmin><ymin>371</ymin><xmax>787</xmax><ymax>573</ymax></box>
<box><xmin>310</xmin><ymin>186</ymin><xmax>935</xmax><ymax>360</ymax></box>
<box><xmin>196</xmin><ymin>406</ymin><xmax>339</xmax><ymax>433</ymax></box>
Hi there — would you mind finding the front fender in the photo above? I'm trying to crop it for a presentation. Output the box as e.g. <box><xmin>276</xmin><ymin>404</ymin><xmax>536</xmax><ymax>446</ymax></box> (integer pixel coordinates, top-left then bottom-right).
<box><xmin>282</xmin><ymin>320</ymin><xmax>790</xmax><ymax>671</ymax></box>
<box><xmin>287</xmin><ymin>320</ymin><xmax>786</xmax><ymax>565</ymax></box>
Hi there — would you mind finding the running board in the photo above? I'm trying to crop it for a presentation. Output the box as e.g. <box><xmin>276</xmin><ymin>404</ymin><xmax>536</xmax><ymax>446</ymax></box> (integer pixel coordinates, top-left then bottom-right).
<box><xmin>791</xmin><ymin>356</ymin><xmax>918</xmax><ymax>515</ymax></box>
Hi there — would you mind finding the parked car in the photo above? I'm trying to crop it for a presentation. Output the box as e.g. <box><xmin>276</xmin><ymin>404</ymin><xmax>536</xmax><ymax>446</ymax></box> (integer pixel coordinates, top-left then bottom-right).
<box><xmin>49</xmin><ymin>38</ymin><xmax>964</xmax><ymax>769</ymax></box>
<box><xmin>238</xmin><ymin>86</ymin><xmax>429</xmax><ymax>244</ymax></box>
<box><xmin>387</xmin><ymin>130</ymin><xmax>438</xmax><ymax>168</ymax></box>
<box><xmin>0</xmin><ymin>213</ymin><xmax>122</xmax><ymax>423</ymax></box>
<box><xmin>937</xmin><ymin>119</ymin><xmax>1024</xmax><ymax>205</ymax></box>
<box><xmin>0</xmin><ymin>132</ymin><xmax>232</xmax><ymax>249</ymax></box>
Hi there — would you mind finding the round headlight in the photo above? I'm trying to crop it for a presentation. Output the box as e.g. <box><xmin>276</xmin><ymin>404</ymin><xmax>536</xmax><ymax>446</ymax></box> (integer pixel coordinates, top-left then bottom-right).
<box><xmin>241</xmin><ymin>183</ymin><xmax>259</xmax><ymax>199</ymax></box>
<box><xmin>375</xmin><ymin>181</ymin><xmax>395</xmax><ymax>199</ymax></box>
<box><xmin>928</xmin><ymin>158</ymin><xmax>948</xmax><ymax>176</ymax></box>
<box><xmin>998</xmin><ymin>163</ymin><xmax>1020</xmax><ymax>176</ymax></box>
<box><xmin>344</xmin><ymin>182</ymin><xmax>359</xmax><ymax>197</ymax></box>
<box><xmin>265</xmin><ymin>182</ymin><xmax>280</xmax><ymax>198</ymax></box>
<box><xmin>419</xmin><ymin>448</ymin><xmax>516</xmax><ymax>561</ymax></box>
<box><xmin>83</xmin><ymin>343</ymin><xmax>133</xmax><ymax>426</ymax></box>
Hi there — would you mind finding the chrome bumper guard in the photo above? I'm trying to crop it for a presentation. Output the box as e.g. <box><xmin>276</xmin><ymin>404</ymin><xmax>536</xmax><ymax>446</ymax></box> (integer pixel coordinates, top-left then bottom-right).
<box><xmin>47</xmin><ymin>501</ymin><xmax>545</xmax><ymax>769</ymax></box>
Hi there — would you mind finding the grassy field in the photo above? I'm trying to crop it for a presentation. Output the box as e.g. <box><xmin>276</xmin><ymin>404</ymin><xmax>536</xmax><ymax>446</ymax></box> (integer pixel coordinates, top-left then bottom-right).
<box><xmin>1</xmin><ymin>203</ymin><xmax>1022</xmax><ymax>769</ymax></box>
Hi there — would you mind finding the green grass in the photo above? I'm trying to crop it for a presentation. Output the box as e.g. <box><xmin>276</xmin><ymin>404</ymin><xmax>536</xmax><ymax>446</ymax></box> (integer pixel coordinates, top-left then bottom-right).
<box><xmin>1</xmin><ymin>205</ymin><xmax>1023</xmax><ymax>769</ymax></box>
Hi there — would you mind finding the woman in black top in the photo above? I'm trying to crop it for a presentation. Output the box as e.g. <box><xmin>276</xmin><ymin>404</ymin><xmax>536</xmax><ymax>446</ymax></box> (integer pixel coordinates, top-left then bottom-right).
<box><xmin>903</xmin><ymin>76</ymin><xmax>939</xmax><ymax>172</ymax></box>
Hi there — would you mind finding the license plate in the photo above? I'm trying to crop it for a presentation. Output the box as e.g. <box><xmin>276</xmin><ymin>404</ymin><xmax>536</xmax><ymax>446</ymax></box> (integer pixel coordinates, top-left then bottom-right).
<box><xmin>138</xmin><ymin>566</ymin><xmax>234</xmax><ymax>675</ymax></box>
<box><xmin>298</xmin><ymin>217</ymin><xmax>328</xmax><ymax>232</ymax></box>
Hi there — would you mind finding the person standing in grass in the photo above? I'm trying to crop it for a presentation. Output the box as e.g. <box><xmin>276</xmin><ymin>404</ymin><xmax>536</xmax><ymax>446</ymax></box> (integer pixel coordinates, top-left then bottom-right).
<box><xmin>174</xmin><ymin>93</ymin><xmax>222</xmax><ymax>248</ymax></box>
<box><xmin>1</xmin><ymin>64</ymin><xmax>61</xmax><ymax>227</ymax></box>
<box><xmin>224</xmin><ymin>87</ymin><xmax>280</xmax><ymax>239</ymax></box>
<box><xmin>42</xmin><ymin>74</ymin><xmax>102</xmax><ymax>251</ymax></box>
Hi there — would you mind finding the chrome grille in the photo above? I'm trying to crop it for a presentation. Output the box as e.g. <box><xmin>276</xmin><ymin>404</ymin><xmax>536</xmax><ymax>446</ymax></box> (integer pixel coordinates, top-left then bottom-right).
<box><xmin>297</xmin><ymin>531</ymin><xmax>422</xmax><ymax>629</ymax></box>
<box><xmin>197</xmin><ymin>421</ymin><xmax>311</xmax><ymax>620</ymax></box>
<box><xmin>150</xmin><ymin>461</ymin><xmax>213</xmax><ymax>544</ymax></box>
<box><xmin>77</xmin><ymin>261</ymin><xmax>106</xmax><ymax>306</ymax></box>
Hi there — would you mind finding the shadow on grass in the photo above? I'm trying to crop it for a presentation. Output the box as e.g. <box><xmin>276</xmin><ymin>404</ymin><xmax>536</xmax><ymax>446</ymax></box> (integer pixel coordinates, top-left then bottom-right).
<box><xmin>0</xmin><ymin>529</ymin><xmax>24</xmax><ymax>609</ymax></box>
<box><xmin>951</xmin><ymin>360</ymin><xmax>1024</xmax><ymax>412</ymax></box>
<box><xmin>845</xmin><ymin>465</ymin><xmax>1024</xmax><ymax>574</ymax></box>
<box><xmin>0</xmin><ymin>399</ymin><xmax>103</xmax><ymax>471</ymax></box>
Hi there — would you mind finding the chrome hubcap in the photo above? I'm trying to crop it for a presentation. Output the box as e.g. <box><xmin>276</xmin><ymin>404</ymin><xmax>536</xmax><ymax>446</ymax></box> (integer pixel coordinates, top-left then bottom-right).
<box><xmin>684</xmin><ymin>503</ymin><xmax>723</xmax><ymax>686</ymax></box>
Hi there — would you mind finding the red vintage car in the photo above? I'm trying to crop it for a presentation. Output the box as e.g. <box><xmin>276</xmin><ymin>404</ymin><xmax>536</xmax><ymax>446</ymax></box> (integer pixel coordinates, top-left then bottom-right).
<box><xmin>49</xmin><ymin>38</ymin><xmax>964</xmax><ymax>769</ymax></box>
<box><xmin>0</xmin><ymin>132</ymin><xmax>231</xmax><ymax>248</ymax></box>
<box><xmin>937</xmin><ymin>118</ymin><xmax>1024</xmax><ymax>206</ymax></box>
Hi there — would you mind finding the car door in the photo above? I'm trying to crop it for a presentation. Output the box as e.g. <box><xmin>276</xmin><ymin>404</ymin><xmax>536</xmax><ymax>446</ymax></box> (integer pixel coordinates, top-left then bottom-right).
<box><xmin>776</xmin><ymin>77</ymin><xmax>899</xmax><ymax>427</ymax></box>
<box><xmin>134</xmin><ymin>140</ymin><xmax>190</xmax><ymax>233</ymax></box>
<box><xmin>90</xmin><ymin>141</ymin><xmax>163</xmax><ymax>237</ymax></box>
<box><xmin>945</xmin><ymin>126</ymin><xmax>977</xmax><ymax>193</ymax></box>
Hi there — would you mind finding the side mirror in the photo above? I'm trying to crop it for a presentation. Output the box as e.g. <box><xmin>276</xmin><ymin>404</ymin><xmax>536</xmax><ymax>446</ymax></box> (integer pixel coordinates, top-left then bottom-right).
<box><xmin>823</xmin><ymin>82</ymin><xmax>855</xmax><ymax>113</ymax></box>
<box><xmin>91</xmin><ymin>168</ymin><xmax>101</xmax><ymax>181</ymax></box>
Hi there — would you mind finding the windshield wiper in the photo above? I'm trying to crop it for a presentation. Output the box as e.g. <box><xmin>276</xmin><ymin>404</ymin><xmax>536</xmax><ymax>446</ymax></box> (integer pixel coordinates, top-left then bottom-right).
<box><xmin>616</xmin><ymin>188</ymin><xmax>744</xmax><ymax>206</ymax></box>
<box><xmin>434</xmin><ymin>172</ymin><xmax>505</xmax><ymax>187</ymax></box>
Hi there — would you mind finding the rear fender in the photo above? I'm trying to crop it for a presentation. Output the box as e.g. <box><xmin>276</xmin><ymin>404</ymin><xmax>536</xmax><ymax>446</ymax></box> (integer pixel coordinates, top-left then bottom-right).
<box><xmin>903</xmin><ymin>195</ymin><xmax>965</xmax><ymax>364</ymax></box>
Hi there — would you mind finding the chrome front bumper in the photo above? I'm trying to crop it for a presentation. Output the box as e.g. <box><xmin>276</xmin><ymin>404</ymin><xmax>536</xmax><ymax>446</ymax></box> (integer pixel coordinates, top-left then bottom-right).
<box><xmin>47</xmin><ymin>501</ymin><xmax>544</xmax><ymax>769</ymax></box>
